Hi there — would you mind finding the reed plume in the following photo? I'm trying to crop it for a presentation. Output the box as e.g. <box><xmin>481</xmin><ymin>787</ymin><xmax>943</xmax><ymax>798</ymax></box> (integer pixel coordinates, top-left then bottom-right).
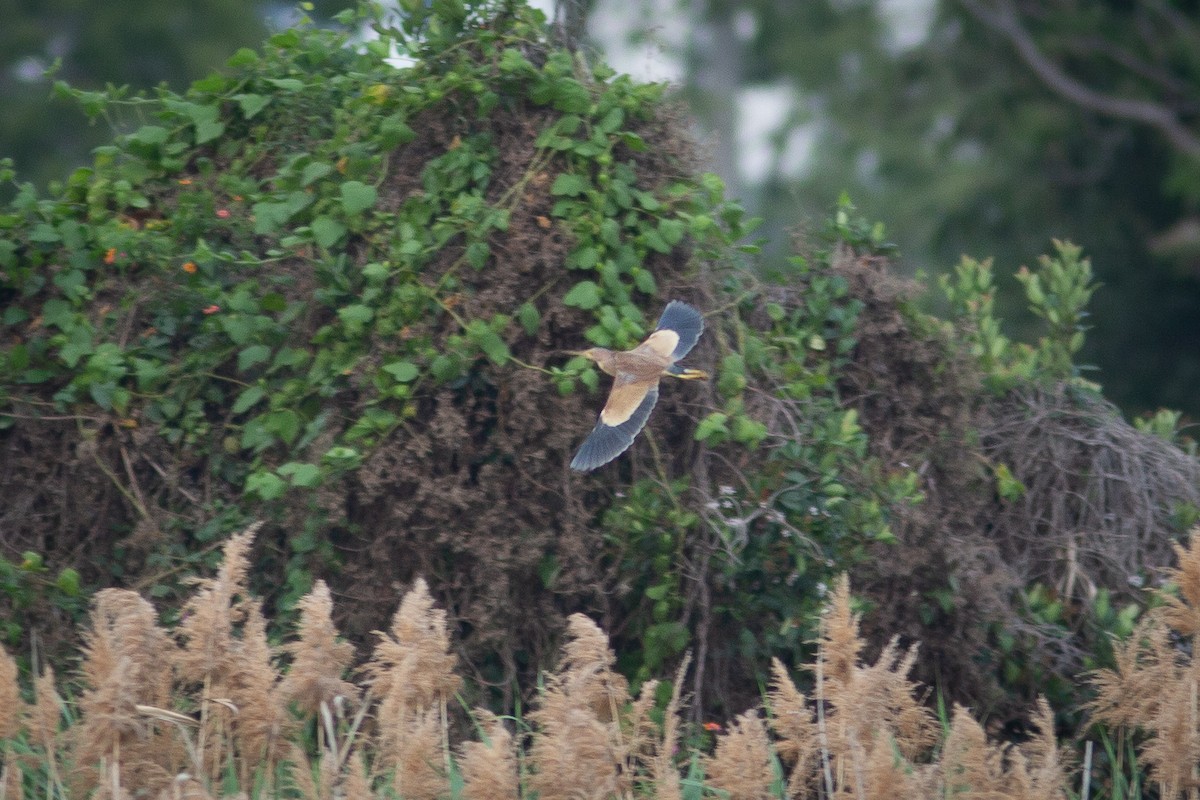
<box><xmin>1089</xmin><ymin>528</ymin><xmax>1200</xmax><ymax>798</ymax></box>
<box><xmin>74</xmin><ymin>588</ymin><xmax>180</xmax><ymax>795</ymax></box>
<box><xmin>702</xmin><ymin>711</ymin><xmax>773</xmax><ymax>800</ymax></box>
<box><xmin>459</xmin><ymin>708</ymin><xmax>518</xmax><ymax>800</ymax></box>
<box><xmin>365</xmin><ymin>577</ymin><xmax>459</xmax><ymax>797</ymax></box>
<box><xmin>527</xmin><ymin>614</ymin><xmax>627</xmax><ymax>800</ymax></box>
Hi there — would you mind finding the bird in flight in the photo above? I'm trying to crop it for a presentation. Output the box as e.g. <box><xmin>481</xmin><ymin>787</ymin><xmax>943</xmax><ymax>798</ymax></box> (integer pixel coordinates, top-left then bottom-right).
<box><xmin>568</xmin><ymin>300</ymin><xmax>708</xmax><ymax>472</ymax></box>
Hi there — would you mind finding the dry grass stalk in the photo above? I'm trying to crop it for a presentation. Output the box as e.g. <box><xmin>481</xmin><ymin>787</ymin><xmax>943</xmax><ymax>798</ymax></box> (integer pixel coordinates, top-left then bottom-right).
<box><xmin>767</xmin><ymin>658</ymin><xmax>818</xmax><ymax>798</ymax></box>
<box><xmin>338</xmin><ymin>751</ymin><xmax>375</xmax><ymax>800</ymax></box>
<box><xmin>279</xmin><ymin>580</ymin><xmax>358</xmax><ymax>717</ymax></box>
<box><xmin>174</xmin><ymin>527</ymin><xmax>264</xmax><ymax>778</ymax></box>
<box><xmin>813</xmin><ymin>576</ymin><xmax>936</xmax><ymax>777</ymax></box>
<box><xmin>364</xmin><ymin>578</ymin><xmax>458</xmax><ymax>795</ymax></box>
<box><xmin>652</xmin><ymin>653</ymin><xmax>691</xmax><ymax>800</ymax></box>
<box><xmin>386</xmin><ymin>705</ymin><xmax>446</xmax><ymax>800</ymax></box>
<box><xmin>0</xmin><ymin>646</ymin><xmax>22</xmax><ymax>742</ymax></box>
<box><xmin>223</xmin><ymin>598</ymin><xmax>289</xmax><ymax>786</ymax></box>
<box><xmin>527</xmin><ymin>614</ymin><xmax>638</xmax><ymax>800</ymax></box>
<box><xmin>1</xmin><ymin>759</ymin><xmax>24</xmax><ymax>800</ymax></box>
<box><xmin>74</xmin><ymin>588</ymin><xmax>181</xmax><ymax>795</ymax></box>
<box><xmin>528</xmin><ymin>681</ymin><xmax>620</xmax><ymax>800</ymax></box>
<box><xmin>31</xmin><ymin>666</ymin><xmax>67</xmax><ymax>796</ymax></box>
<box><xmin>459</xmin><ymin>709</ymin><xmax>518</xmax><ymax>800</ymax></box>
<box><xmin>154</xmin><ymin>773</ymin><xmax>216</xmax><ymax>800</ymax></box>
<box><xmin>1089</xmin><ymin>528</ymin><xmax>1200</xmax><ymax>799</ymax></box>
<box><xmin>702</xmin><ymin>711</ymin><xmax>773</xmax><ymax>800</ymax></box>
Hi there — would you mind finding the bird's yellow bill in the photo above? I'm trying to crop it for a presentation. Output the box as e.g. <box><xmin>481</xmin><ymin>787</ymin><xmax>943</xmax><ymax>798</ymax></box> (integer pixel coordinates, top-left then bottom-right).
<box><xmin>672</xmin><ymin>368</ymin><xmax>709</xmax><ymax>380</ymax></box>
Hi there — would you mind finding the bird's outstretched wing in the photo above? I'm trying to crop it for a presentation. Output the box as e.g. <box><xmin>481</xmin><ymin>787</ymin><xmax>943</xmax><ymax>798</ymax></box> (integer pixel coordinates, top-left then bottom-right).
<box><xmin>642</xmin><ymin>300</ymin><xmax>704</xmax><ymax>360</ymax></box>
<box><xmin>570</xmin><ymin>383</ymin><xmax>660</xmax><ymax>472</ymax></box>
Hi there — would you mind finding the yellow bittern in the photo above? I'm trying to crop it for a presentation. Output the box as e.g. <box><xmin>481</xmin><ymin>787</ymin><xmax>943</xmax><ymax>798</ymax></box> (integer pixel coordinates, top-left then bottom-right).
<box><xmin>569</xmin><ymin>300</ymin><xmax>708</xmax><ymax>472</ymax></box>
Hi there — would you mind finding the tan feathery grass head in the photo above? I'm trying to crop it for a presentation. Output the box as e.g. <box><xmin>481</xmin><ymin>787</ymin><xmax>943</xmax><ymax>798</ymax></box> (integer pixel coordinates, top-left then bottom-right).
<box><xmin>528</xmin><ymin>688</ymin><xmax>619</xmax><ymax>800</ymax></box>
<box><xmin>32</xmin><ymin>666</ymin><xmax>61</xmax><ymax>753</ymax></box>
<box><xmin>175</xmin><ymin>526</ymin><xmax>259</xmax><ymax>686</ymax></box>
<box><xmin>367</xmin><ymin>577</ymin><xmax>460</xmax><ymax>718</ymax></box>
<box><xmin>1137</xmin><ymin>672</ymin><xmax>1199</xmax><ymax>798</ymax></box>
<box><xmin>651</xmin><ymin>653</ymin><xmax>691</xmax><ymax>800</ymax></box>
<box><xmin>338</xmin><ymin>751</ymin><xmax>374</xmax><ymax>800</ymax></box>
<box><xmin>459</xmin><ymin>708</ymin><xmax>518</xmax><ymax>800</ymax></box>
<box><xmin>225</xmin><ymin>597</ymin><xmax>289</xmax><ymax>778</ymax></box>
<box><xmin>0</xmin><ymin>644</ymin><xmax>23</xmax><ymax>742</ymax></box>
<box><xmin>388</xmin><ymin>705</ymin><xmax>448</xmax><ymax>800</ymax></box>
<box><xmin>1160</xmin><ymin>527</ymin><xmax>1200</xmax><ymax>636</ymax></box>
<box><xmin>559</xmin><ymin>613</ymin><xmax>629</xmax><ymax>723</ymax></box>
<box><xmin>76</xmin><ymin>590</ymin><xmax>173</xmax><ymax>749</ymax></box>
<box><xmin>74</xmin><ymin>588</ymin><xmax>180</xmax><ymax>795</ymax></box>
<box><xmin>938</xmin><ymin>705</ymin><xmax>1004</xmax><ymax>797</ymax></box>
<box><xmin>703</xmin><ymin>711</ymin><xmax>773</xmax><ymax>800</ymax></box>
<box><xmin>1011</xmin><ymin>697</ymin><xmax>1069</xmax><ymax>800</ymax></box>
<box><xmin>836</xmin><ymin>637</ymin><xmax>935</xmax><ymax>761</ymax></box>
<box><xmin>1088</xmin><ymin>617</ymin><xmax>1175</xmax><ymax>729</ymax></box>
<box><xmin>767</xmin><ymin>658</ymin><xmax>817</xmax><ymax>796</ymax></box>
<box><xmin>818</xmin><ymin>574</ymin><xmax>862</xmax><ymax>692</ymax></box>
<box><xmin>280</xmin><ymin>580</ymin><xmax>358</xmax><ymax>717</ymax></box>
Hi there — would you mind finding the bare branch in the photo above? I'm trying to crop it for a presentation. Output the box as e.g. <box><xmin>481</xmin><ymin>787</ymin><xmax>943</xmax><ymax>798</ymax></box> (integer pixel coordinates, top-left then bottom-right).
<box><xmin>959</xmin><ymin>0</ymin><xmax>1200</xmax><ymax>158</ymax></box>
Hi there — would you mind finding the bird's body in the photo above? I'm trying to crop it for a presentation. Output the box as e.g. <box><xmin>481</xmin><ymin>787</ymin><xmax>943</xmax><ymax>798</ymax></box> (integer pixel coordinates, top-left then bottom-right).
<box><xmin>569</xmin><ymin>300</ymin><xmax>707</xmax><ymax>472</ymax></box>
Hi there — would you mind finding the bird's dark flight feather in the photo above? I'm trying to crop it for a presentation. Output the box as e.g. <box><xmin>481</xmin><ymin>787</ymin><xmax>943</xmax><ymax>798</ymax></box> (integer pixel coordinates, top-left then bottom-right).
<box><xmin>654</xmin><ymin>300</ymin><xmax>704</xmax><ymax>360</ymax></box>
<box><xmin>569</xmin><ymin>386</ymin><xmax>660</xmax><ymax>472</ymax></box>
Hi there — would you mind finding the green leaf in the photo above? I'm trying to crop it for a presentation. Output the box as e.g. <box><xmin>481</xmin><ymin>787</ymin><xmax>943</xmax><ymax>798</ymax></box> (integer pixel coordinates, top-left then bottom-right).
<box><xmin>233</xmin><ymin>385</ymin><xmax>267</xmax><ymax>414</ymax></box>
<box><xmin>338</xmin><ymin>304</ymin><xmax>374</xmax><ymax>332</ymax></box>
<box><xmin>237</xmin><ymin>344</ymin><xmax>271</xmax><ymax>372</ymax></box>
<box><xmin>517</xmin><ymin>302</ymin><xmax>540</xmax><ymax>336</ymax></box>
<box><xmin>132</xmin><ymin>125</ymin><xmax>169</xmax><ymax>145</ymax></box>
<box><xmin>567</xmin><ymin>245</ymin><xmax>600</xmax><ymax>271</ymax></box>
<box><xmin>467</xmin><ymin>321</ymin><xmax>510</xmax><ymax>366</ymax></box>
<box><xmin>278</xmin><ymin>461</ymin><xmax>322</xmax><ymax>488</ymax></box>
<box><xmin>563</xmin><ymin>280</ymin><xmax>601</xmax><ymax>309</ymax></box>
<box><xmin>466</xmin><ymin>241</ymin><xmax>490</xmax><ymax>269</ymax></box>
<box><xmin>30</xmin><ymin>223</ymin><xmax>60</xmax><ymax>243</ymax></box>
<box><xmin>551</xmin><ymin>173</ymin><xmax>587</xmax><ymax>196</ymax></box>
<box><xmin>266</xmin><ymin>77</ymin><xmax>305</xmax><ymax>91</ymax></box>
<box><xmin>383</xmin><ymin>360</ymin><xmax>420</xmax><ymax>382</ymax></box>
<box><xmin>56</xmin><ymin>567</ymin><xmax>81</xmax><ymax>596</ymax></box>
<box><xmin>226</xmin><ymin>48</ymin><xmax>259</xmax><ymax>67</ymax></box>
<box><xmin>245</xmin><ymin>470</ymin><xmax>287</xmax><ymax>500</ymax></box>
<box><xmin>694</xmin><ymin>412</ymin><xmax>729</xmax><ymax>442</ymax></box>
<box><xmin>340</xmin><ymin>181</ymin><xmax>377</xmax><ymax>215</ymax></box>
<box><xmin>265</xmin><ymin>409</ymin><xmax>302</xmax><ymax>444</ymax></box>
<box><xmin>234</xmin><ymin>93</ymin><xmax>270</xmax><ymax>119</ymax></box>
<box><xmin>311</xmin><ymin>216</ymin><xmax>346</xmax><ymax>248</ymax></box>
<box><xmin>301</xmin><ymin>161</ymin><xmax>333</xmax><ymax>186</ymax></box>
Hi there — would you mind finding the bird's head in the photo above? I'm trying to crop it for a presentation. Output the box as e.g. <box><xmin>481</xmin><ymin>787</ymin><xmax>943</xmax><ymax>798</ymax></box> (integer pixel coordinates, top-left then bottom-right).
<box><xmin>566</xmin><ymin>347</ymin><xmax>612</xmax><ymax>365</ymax></box>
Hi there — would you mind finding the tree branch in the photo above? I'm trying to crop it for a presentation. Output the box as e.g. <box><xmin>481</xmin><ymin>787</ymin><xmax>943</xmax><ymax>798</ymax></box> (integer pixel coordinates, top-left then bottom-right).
<box><xmin>959</xmin><ymin>0</ymin><xmax>1200</xmax><ymax>158</ymax></box>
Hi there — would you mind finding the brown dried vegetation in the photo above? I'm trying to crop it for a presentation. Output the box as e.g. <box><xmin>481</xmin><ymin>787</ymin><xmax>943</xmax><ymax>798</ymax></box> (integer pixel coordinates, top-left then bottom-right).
<box><xmin>836</xmin><ymin>252</ymin><xmax>1200</xmax><ymax>715</ymax></box>
<box><xmin>1088</xmin><ymin>529</ymin><xmax>1200</xmax><ymax>799</ymax></box>
<box><xmin>7</xmin><ymin>525</ymin><xmax>1163</xmax><ymax>799</ymax></box>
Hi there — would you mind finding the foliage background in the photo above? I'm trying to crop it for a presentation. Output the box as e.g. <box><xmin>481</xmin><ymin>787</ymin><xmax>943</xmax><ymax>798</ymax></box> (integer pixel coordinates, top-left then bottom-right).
<box><xmin>1</xmin><ymin>0</ymin><xmax>1199</xmax><ymax>755</ymax></box>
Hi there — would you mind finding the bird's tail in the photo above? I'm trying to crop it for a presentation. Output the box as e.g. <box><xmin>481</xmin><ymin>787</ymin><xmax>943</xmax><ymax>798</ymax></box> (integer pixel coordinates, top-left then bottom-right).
<box><xmin>668</xmin><ymin>366</ymin><xmax>709</xmax><ymax>380</ymax></box>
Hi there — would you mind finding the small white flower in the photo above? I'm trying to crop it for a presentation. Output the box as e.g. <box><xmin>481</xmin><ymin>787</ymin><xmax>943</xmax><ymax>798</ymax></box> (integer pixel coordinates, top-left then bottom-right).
<box><xmin>719</xmin><ymin>485</ymin><xmax>736</xmax><ymax>496</ymax></box>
